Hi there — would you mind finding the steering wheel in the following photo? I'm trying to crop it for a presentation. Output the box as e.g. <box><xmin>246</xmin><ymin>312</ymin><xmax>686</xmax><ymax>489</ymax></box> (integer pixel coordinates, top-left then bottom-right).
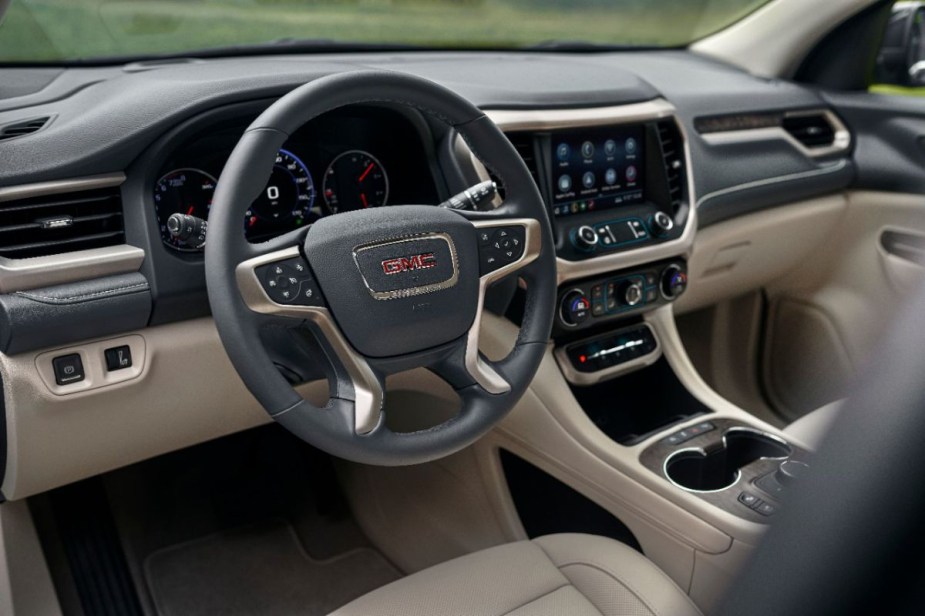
<box><xmin>205</xmin><ymin>70</ymin><xmax>556</xmax><ymax>466</ymax></box>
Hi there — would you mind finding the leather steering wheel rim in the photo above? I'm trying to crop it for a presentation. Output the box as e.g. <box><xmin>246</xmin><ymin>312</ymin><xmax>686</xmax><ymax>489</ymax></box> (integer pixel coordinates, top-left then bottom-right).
<box><xmin>205</xmin><ymin>70</ymin><xmax>556</xmax><ymax>466</ymax></box>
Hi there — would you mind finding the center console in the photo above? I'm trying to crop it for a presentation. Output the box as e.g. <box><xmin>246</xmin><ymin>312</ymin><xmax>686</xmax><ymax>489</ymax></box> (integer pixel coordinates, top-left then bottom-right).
<box><xmin>452</xmin><ymin>102</ymin><xmax>816</xmax><ymax>612</ymax></box>
<box><xmin>476</xmin><ymin>102</ymin><xmax>812</xmax><ymax>528</ymax></box>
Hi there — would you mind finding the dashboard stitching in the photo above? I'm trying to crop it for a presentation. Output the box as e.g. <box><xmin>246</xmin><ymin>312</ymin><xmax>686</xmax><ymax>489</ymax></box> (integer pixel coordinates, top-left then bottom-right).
<box><xmin>695</xmin><ymin>159</ymin><xmax>850</xmax><ymax>209</ymax></box>
<box><xmin>15</xmin><ymin>282</ymin><xmax>149</xmax><ymax>304</ymax></box>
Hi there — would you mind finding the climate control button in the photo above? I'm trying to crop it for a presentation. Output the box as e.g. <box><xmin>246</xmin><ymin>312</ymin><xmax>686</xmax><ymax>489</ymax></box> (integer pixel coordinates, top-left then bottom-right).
<box><xmin>560</xmin><ymin>290</ymin><xmax>591</xmax><ymax>326</ymax></box>
<box><xmin>660</xmin><ymin>264</ymin><xmax>688</xmax><ymax>300</ymax></box>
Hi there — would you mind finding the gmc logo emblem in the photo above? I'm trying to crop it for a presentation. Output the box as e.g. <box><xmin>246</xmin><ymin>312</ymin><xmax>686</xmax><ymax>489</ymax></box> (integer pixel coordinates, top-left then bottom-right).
<box><xmin>381</xmin><ymin>253</ymin><xmax>437</xmax><ymax>275</ymax></box>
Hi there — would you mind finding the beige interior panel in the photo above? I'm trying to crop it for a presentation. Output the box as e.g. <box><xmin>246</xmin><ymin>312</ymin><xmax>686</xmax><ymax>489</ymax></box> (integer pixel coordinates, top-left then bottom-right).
<box><xmin>676</xmin><ymin>293</ymin><xmax>781</xmax><ymax>427</ymax></box>
<box><xmin>0</xmin><ymin>318</ymin><xmax>279</xmax><ymax>500</ymax></box>
<box><xmin>760</xmin><ymin>191</ymin><xmax>925</xmax><ymax>418</ymax></box>
<box><xmin>675</xmin><ymin>194</ymin><xmax>847</xmax><ymax>315</ymax></box>
<box><xmin>689</xmin><ymin>539</ymin><xmax>757</xmax><ymax>614</ymax></box>
<box><xmin>0</xmin><ymin>499</ymin><xmax>62</xmax><ymax>616</ymax></box>
<box><xmin>762</xmin><ymin>297</ymin><xmax>854</xmax><ymax>420</ymax></box>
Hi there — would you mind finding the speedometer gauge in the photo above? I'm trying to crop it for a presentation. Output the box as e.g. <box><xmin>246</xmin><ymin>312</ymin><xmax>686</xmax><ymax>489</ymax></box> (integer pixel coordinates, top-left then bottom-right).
<box><xmin>245</xmin><ymin>149</ymin><xmax>318</xmax><ymax>241</ymax></box>
<box><xmin>154</xmin><ymin>168</ymin><xmax>216</xmax><ymax>251</ymax></box>
<box><xmin>323</xmin><ymin>150</ymin><xmax>389</xmax><ymax>213</ymax></box>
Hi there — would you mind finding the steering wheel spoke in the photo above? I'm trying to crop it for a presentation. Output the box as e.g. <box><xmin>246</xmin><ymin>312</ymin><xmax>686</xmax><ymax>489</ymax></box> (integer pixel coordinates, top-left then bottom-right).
<box><xmin>234</xmin><ymin>243</ymin><xmax>384</xmax><ymax>434</ymax></box>
<box><xmin>455</xmin><ymin>217</ymin><xmax>542</xmax><ymax>394</ymax></box>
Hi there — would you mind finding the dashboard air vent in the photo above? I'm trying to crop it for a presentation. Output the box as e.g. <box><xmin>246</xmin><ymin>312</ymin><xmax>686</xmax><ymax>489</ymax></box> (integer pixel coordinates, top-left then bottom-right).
<box><xmin>0</xmin><ymin>116</ymin><xmax>52</xmax><ymax>142</ymax></box>
<box><xmin>656</xmin><ymin>120</ymin><xmax>686</xmax><ymax>214</ymax></box>
<box><xmin>782</xmin><ymin>114</ymin><xmax>836</xmax><ymax>148</ymax></box>
<box><xmin>0</xmin><ymin>187</ymin><xmax>125</xmax><ymax>259</ymax></box>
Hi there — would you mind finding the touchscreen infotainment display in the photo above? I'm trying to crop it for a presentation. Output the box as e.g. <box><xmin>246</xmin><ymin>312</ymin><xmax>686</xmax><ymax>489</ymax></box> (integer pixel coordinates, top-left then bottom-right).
<box><xmin>549</xmin><ymin>126</ymin><xmax>645</xmax><ymax>216</ymax></box>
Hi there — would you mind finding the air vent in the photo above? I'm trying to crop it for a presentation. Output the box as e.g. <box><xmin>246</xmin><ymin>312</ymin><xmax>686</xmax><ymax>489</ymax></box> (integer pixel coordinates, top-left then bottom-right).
<box><xmin>0</xmin><ymin>116</ymin><xmax>52</xmax><ymax>142</ymax></box>
<box><xmin>0</xmin><ymin>187</ymin><xmax>124</xmax><ymax>259</ymax></box>
<box><xmin>782</xmin><ymin>114</ymin><xmax>837</xmax><ymax>148</ymax></box>
<box><xmin>656</xmin><ymin>120</ymin><xmax>686</xmax><ymax>214</ymax></box>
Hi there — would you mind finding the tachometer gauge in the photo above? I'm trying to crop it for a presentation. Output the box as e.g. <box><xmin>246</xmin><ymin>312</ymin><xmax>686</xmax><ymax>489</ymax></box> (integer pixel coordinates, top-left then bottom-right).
<box><xmin>154</xmin><ymin>168</ymin><xmax>216</xmax><ymax>251</ymax></box>
<box><xmin>245</xmin><ymin>149</ymin><xmax>318</xmax><ymax>241</ymax></box>
<box><xmin>323</xmin><ymin>150</ymin><xmax>389</xmax><ymax>213</ymax></box>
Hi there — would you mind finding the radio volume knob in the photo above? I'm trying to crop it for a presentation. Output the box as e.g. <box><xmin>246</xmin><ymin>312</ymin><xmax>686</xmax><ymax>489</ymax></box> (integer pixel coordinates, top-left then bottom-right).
<box><xmin>573</xmin><ymin>225</ymin><xmax>599</xmax><ymax>252</ymax></box>
<box><xmin>651</xmin><ymin>211</ymin><xmax>675</xmax><ymax>237</ymax></box>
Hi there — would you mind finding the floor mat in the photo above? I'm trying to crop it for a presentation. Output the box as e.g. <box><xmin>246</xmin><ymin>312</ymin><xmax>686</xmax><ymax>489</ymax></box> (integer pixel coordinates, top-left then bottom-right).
<box><xmin>144</xmin><ymin>519</ymin><xmax>400</xmax><ymax>616</ymax></box>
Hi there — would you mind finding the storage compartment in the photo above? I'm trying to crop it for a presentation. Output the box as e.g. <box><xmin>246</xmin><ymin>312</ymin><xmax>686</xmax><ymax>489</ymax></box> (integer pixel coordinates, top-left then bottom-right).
<box><xmin>570</xmin><ymin>357</ymin><xmax>710</xmax><ymax>445</ymax></box>
<box><xmin>665</xmin><ymin>428</ymin><xmax>791</xmax><ymax>492</ymax></box>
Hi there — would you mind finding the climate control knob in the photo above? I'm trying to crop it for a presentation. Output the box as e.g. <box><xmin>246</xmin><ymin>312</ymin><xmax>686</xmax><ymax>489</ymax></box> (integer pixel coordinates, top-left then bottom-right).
<box><xmin>660</xmin><ymin>264</ymin><xmax>688</xmax><ymax>300</ymax></box>
<box><xmin>572</xmin><ymin>225</ymin><xmax>599</xmax><ymax>252</ymax></box>
<box><xmin>620</xmin><ymin>280</ymin><xmax>644</xmax><ymax>307</ymax></box>
<box><xmin>560</xmin><ymin>289</ymin><xmax>591</xmax><ymax>327</ymax></box>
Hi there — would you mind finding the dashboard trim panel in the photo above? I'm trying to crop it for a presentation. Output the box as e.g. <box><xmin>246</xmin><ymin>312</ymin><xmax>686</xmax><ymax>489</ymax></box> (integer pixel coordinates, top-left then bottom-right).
<box><xmin>480</xmin><ymin>100</ymin><xmax>697</xmax><ymax>285</ymax></box>
<box><xmin>699</xmin><ymin>109</ymin><xmax>852</xmax><ymax>160</ymax></box>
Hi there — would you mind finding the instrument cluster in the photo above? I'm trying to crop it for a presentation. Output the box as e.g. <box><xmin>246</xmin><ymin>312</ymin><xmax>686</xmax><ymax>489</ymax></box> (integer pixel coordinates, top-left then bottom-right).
<box><xmin>152</xmin><ymin>107</ymin><xmax>437</xmax><ymax>252</ymax></box>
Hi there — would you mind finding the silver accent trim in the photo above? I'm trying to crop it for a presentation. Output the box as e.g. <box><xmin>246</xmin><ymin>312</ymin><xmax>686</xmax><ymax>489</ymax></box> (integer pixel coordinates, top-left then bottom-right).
<box><xmin>486</xmin><ymin>99</ymin><xmax>679</xmax><ymax>131</ymax></box>
<box><xmin>466</xmin><ymin>218</ymin><xmax>542</xmax><ymax>394</ymax></box>
<box><xmin>0</xmin><ymin>172</ymin><xmax>126</xmax><ymax>203</ymax></box>
<box><xmin>352</xmin><ymin>233</ymin><xmax>459</xmax><ymax>301</ymax></box>
<box><xmin>477</xmin><ymin>101</ymin><xmax>698</xmax><ymax>285</ymax></box>
<box><xmin>554</xmin><ymin>323</ymin><xmax>662</xmax><ymax>386</ymax></box>
<box><xmin>0</xmin><ymin>173</ymin><xmax>144</xmax><ymax>293</ymax></box>
<box><xmin>0</xmin><ymin>245</ymin><xmax>146</xmax><ymax>294</ymax></box>
<box><xmin>662</xmin><ymin>426</ymin><xmax>792</xmax><ymax>495</ymax></box>
<box><xmin>235</xmin><ymin>246</ymin><xmax>383</xmax><ymax>435</ymax></box>
<box><xmin>700</xmin><ymin>109</ymin><xmax>852</xmax><ymax>160</ymax></box>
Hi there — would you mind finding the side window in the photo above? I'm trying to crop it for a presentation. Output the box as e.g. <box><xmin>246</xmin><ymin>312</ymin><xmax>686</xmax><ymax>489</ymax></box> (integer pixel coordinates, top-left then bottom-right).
<box><xmin>873</xmin><ymin>1</ymin><xmax>925</xmax><ymax>93</ymax></box>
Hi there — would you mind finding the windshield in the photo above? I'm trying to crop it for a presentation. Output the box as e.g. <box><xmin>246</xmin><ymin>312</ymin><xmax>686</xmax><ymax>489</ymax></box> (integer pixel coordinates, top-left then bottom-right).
<box><xmin>0</xmin><ymin>0</ymin><xmax>770</xmax><ymax>63</ymax></box>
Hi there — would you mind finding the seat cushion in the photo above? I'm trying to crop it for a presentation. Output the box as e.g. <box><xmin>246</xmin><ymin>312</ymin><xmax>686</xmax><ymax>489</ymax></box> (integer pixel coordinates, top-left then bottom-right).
<box><xmin>784</xmin><ymin>400</ymin><xmax>843</xmax><ymax>450</ymax></box>
<box><xmin>329</xmin><ymin>533</ymin><xmax>702</xmax><ymax>616</ymax></box>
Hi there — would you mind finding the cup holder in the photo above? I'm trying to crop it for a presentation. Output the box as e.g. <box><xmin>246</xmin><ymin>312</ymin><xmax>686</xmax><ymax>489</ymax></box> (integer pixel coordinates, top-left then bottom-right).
<box><xmin>665</xmin><ymin>428</ymin><xmax>792</xmax><ymax>493</ymax></box>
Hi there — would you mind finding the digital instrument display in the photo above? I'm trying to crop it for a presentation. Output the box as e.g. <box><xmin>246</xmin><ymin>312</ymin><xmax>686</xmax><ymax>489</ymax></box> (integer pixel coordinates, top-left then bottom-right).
<box><xmin>549</xmin><ymin>126</ymin><xmax>645</xmax><ymax>216</ymax></box>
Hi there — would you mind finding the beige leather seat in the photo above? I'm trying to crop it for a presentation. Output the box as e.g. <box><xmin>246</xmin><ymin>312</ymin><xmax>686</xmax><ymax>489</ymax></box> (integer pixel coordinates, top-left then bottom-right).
<box><xmin>330</xmin><ymin>533</ymin><xmax>702</xmax><ymax>616</ymax></box>
<box><xmin>784</xmin><ymin>400</ymin><xmax>842</xmax><ymax>449</ymax></box>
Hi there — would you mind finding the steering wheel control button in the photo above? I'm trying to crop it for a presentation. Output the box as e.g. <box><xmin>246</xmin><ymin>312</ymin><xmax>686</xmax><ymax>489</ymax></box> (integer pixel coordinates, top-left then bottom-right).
<box><xmin>104</xmin><ymin>346</ymin><xmax>133</xmax><ymax>371</ymax></box>
<box><xmin>52</xmin><ymin>354</ymin><xmax>85</xmax><ymax>386</ymax></box>
<box><xmin>257</xmin><ymin>256</ymin><xmax>321</xmax><ymax>305</ymax></box>
<box><xmin>479</xmin><ymin>226</ymin><xmax>526</xmax><ymax>275</ymax></box>
<box><xmin>650</xmin><ymin>211</ymin><xmax>675</xmax><ymax>237</ymax></box>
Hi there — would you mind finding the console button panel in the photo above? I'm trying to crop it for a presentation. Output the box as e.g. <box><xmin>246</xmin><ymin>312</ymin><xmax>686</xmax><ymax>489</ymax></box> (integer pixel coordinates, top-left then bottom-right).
<box><xmin>564</xmin><ymin>324</ymin><xmax>658</xmax><ymax>374</ymax></box>
<box><xmin>556</xmin><ymin>260</ymin><xmax>687</xmax><ymax>331</ymax></box>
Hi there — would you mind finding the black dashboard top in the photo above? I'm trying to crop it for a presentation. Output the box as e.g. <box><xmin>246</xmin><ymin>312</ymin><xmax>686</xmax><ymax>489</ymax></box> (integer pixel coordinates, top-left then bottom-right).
<box><xmin>0</xmin><ymin>50</ymin><xmax>854</xmax><ymax>232</ymax></box>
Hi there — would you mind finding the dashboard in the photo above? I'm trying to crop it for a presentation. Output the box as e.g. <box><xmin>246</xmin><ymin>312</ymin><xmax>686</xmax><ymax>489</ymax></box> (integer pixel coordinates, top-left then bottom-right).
<box><xmin>0</xmin><ymin>50</ymin><xmax>860</xmax><ymax>501</ymax></box>
<box><xmin>150</xmin><ymin>106</ymin><xmax>439</xmax><ymax>252</ymax></box>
